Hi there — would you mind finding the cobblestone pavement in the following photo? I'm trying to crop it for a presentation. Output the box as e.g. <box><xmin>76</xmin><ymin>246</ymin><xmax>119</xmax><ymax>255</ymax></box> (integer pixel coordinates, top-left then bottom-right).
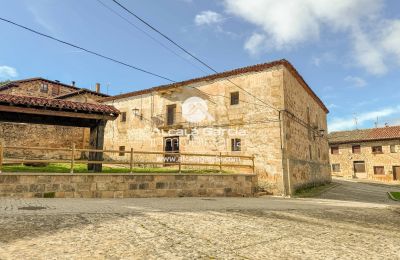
<box><xmin>0</xmin><ymin>180</ymin><xmax>399</xmax><ymax>259</ymax></box>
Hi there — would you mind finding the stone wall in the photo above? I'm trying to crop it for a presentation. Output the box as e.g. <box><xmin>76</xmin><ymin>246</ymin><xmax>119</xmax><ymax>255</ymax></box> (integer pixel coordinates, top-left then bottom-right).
<box><xmin>0</xmin><ymin>80</ymin><xmax>76</xmax><ymax>98</ymax></box>
<box><xmin>329</xmin><ymin>140</ymin><xmax>400</xmax><ymax>182</ymax></box>
<box><xmin>0</xmin><ymin>173</ymin><xmax>257</xmax><ymax>198</ymax></box>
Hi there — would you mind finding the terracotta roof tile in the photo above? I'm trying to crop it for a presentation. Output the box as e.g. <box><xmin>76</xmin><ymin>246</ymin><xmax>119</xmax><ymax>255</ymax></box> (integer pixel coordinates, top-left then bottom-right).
<box><xmin>54</xmin><ymin>88</ymin><xmax>109</xmax><ymax>99</ymax></box>
<box><xmin>102</xmin><ymin>59</ymin><xmax>328</xmax><ymax>113</ymax></box>
<box><xmin>328</xmin><ymin>126</ymin><xmax>400</xmax><ymax>144</ymax></box>
<box><xmin>0</xmin><ymin>94</ymin><xmax>119</xmax><ymax>115</ymax></box>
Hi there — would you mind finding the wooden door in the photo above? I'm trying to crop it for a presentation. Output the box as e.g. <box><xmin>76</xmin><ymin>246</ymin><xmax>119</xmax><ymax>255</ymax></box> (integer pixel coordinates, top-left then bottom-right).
<box><xmin>393</xmin><ymin>166</ymin><xmax>400</xmax><ymax>181</ymax></box>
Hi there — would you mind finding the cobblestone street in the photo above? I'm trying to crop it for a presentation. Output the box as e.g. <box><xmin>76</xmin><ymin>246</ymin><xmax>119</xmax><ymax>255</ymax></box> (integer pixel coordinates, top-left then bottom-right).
<box><xmin>0</xmin><ymin>179</ymin><xmax>400</xmax><ymax>259</ymax></box>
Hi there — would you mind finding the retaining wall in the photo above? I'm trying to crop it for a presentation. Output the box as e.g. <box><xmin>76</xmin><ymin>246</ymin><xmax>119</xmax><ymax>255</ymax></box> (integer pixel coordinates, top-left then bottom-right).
<box><xmin>0</xmin><ymin>173</ymin><xmax>257</xmax><ymax>198</ymax></box>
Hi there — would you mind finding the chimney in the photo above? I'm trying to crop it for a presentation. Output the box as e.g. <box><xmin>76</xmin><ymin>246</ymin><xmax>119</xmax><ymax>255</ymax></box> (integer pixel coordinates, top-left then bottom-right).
<box><xmin>95</xmin><ymin>83</ymin><xmax>100</xmax><ymax>93</ymax></box>
<box><xmin>72</xmin><ymin>81</ymin><xmax>75</xmax><ymax>87</ymax></box>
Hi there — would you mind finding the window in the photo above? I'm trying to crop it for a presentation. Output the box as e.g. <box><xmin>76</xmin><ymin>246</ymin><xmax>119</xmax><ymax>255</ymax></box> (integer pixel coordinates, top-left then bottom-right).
<box><xmin>230</xmin><ymin>92</ymin><xmax>239</xmax><ymax>105</ymax></box>
<box><xmin>231</xmin><ymin>138</ymin><xmax>241</xmax><ymax>151</ymax></box>
<box><xmin>352</xmin><ymin>145</ymin><xmax>361</xmax><ymax>154</ymax></box>
<box><xmin>372</xmin><ymin>146</ymin><xmax>383</xmax><ymax>154</ymax></box>
<box><xmin>332</xmin><ymin>164</ymin><xmax>341</xmax><ymax>172</ymax></box>
<box><xmin>331</xmin><ymin>146</ymin><xmax>339</xmax><ymax>154</ymax></box>
<box><xmin>40</xmin><ymin>83</ymin><xmax>48</xmax><ymax>93</ymax></box>
<box><xmin>373</xmin><ymin>166</ymin><xmax>385</xmax><ymax>175</ymax></box>
<box><xmin>166</xmin><ymin>104</ymin><xmax>176</xmax><ymax>125</ymax></box>
<box><xmin>309</xmin><ymin>145</ymin><xmax>312</xmax><ymax>160</ymax></box>
<box><xmin>132</xmin><ymin>108</ymin><xmax>142</xmax><ymax>120</ymax></box>
<box><xmin>390</xmin><ymin>145</ymin><xmax>396</xmax><ymax>153</ymax></box>
<box><xmin>354</xmin><ymin>161</ymin><xmax>366</xmax><ymax>173</ymax></box>
<box><xmin>120</xmin><ymin>112</ymin><xmax>127</xmax><ymax>122</ymax></box>
<box><xmin>119</xmin><ymin>146</ymin><xmax>125</xmax><ymax>156</ymax></box>
<box><xmin>51</xmin><ymin>85</ymin><xmax>60</xmax><ymax>96</ymax></box>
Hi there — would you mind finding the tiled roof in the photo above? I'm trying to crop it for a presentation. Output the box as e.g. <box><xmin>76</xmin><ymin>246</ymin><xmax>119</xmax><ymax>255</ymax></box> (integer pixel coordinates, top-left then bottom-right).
<box><xmin>0</xmin><ymin>77</ymin><xmax>80</xmax><ymax>92</ymax></box>
<box><xmin>102</xmin><ymin>59</ymin><xmax>329</xmax><ymax>113</ymax></box>
<box><xmin>54</xmin><ymin>88</ymin><xmax>109</xmax><ymax>99</ymax></box>
<box><xmin>0</xmin><ymin>94</ymin><xmax>119</xmax><ymax>115</ymax></box>
<box><xmin>328</xmin><ymin>126</ymin><xmax>400</xmax><ymax>144</ymax></box>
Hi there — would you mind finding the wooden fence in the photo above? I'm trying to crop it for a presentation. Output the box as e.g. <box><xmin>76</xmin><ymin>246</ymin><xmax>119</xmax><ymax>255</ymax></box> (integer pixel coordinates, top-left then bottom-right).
<box><xmin>0</xmin><ymin>142</ymin><xmax>255</xmax><ymax>174</ymax></box>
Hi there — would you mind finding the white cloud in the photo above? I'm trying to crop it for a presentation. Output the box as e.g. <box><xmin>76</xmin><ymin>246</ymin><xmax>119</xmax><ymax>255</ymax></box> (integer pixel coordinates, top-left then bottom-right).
<box><xmin>0</xmin><ymin>66</ymin><xmax>18</xmax><ymax>79</ymax></box>
<box><xmin>329</xmin><ymin>106</ymin><xmax>400</xmax><ymax>132</ymax></box>
<box><xmin>195</xmin><ymin>11</ymin><xmax>223</xmax><ymax>26</ymax></box>
<box><xmin>222</xmin><ymin>0</ymin><xmax>400</xmax><ymax>75</ymax></box>
<box><xmin>344</xmin><ymin>76</ymin><xmax>367</xmax><ymax>87</ymax></box>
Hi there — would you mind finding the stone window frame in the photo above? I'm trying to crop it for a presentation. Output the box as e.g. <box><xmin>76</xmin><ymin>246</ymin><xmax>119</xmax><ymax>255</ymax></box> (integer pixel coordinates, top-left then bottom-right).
<box><xmin>373</xmin><ymin>166</ymin><xmax>385</xmax><ymax>175</ymax></box>
<box><xmin>371</xmin><ymin>146</ymin><xmax>383</xmax><ymax>154</ymax></box>
<box><xmin>230</xmin><ymin>91</ymin><xmax>239</xmax><ymax>106</ymax></box>
<box><xmin>40</xmin><ymin>83</ymin><xmax>49</xmax><ymax>93</ymax></box>
<box><xmin>332</xmin><ymin>163</ymin><xmax>341</xmax><ymax>172</ymax></box>
<box><xmin>352</xmin><ymin>145</ymin><xmax>361</xmax><ymax>154</ymax></box>
<box><xmin>331</xmin><ymin>146</ymin><xmax>339</xmax><ymax>155</ymax></box>
<box><xmin>119</xmin><ymin>146</ymin><xmax>126</xmax><ymax>156</ymax></box>
<box><xmin>120</xmin><ymin>112</ymin><xmax>127</xmax><ymax>122</ymax></box>
<box><xmin>231</xmin><ymin>138</ymin><xmax>241</xmax><ymax>151</ymax></box>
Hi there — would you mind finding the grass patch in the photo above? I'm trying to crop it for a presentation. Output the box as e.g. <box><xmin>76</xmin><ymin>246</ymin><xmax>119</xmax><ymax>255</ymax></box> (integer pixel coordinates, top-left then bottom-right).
<box><xmin>1</xmin><ymin>163</ymin><xmax>230</xmax><ymax>174</ymax></box>
<box><xmin>294</xmin><ymin>182</ymin><xmax>336</xmax><ymax>198</ymax></box>
<box><xmin>388</xmin><ymin>192</ymin><xmax>400</xmax><ymax>201</ymax></box>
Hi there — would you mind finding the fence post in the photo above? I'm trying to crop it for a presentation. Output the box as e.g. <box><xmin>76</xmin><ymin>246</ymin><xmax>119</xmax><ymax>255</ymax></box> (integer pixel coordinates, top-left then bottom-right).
<box><xmin>219</xmin><ymin>152</ymin><xmax>222</xmax><ymax>173</ymax></box>
<box><xmin>178</xmin><ymin>153</ymin><xmax>182</xmax><ymax>174</ymax></box>
<box><xmin>130</xmin><ymin>148</ymin><xmax>134</xmax><ymax>174</ymax></box>
<box><xmin>0</xmin><ymin>141</ymin><xmax>4</xmax><ymax>174</ymax></box>
<box><xmin>252</xmin><ymin>154</ymin><xmax>255</xmax><ymax>174</ymax></box>
<box><xmin>70</xmin><ymin>143</ymin><xmax>75</xmax><ymax>174</ymax></box>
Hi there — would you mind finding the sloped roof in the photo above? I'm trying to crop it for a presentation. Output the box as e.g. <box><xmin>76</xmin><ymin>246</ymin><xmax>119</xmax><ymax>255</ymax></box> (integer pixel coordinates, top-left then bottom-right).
<box><xmin>0</xmin><ymin>93</ymin><xmax>119</xmax><ymax>115</ymax></box>
<box><xmin>54</xmin><ymin>88</ymin><xmax>109</xmax><ymax>99</ymax></box>
<box><xmin>328</xmin><ymin>126</ymin><xmax>400</xmax><ymax>144</ymax></box>
<box><xmin>0</xmin><ymin>77</ymin><xmax>80</xmax><ymax>92</ymax></box>
<box><xmin>102</xmin><ymin>59</ymin><xmax>329</xmax><ymax>113</ymax></box>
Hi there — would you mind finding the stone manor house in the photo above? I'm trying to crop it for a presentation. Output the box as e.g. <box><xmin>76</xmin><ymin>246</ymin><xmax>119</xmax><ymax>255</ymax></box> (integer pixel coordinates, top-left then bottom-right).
<box><xmin>0</xmin><ymin>60</ymin><xmax>332</xmax><ymax>195</ymax></box>
<box><xmin>329</xmin><ymin>126</ymin><xmax>400</xmax><ymax>182</ymax></box>
<box><xmin>102</xmin><ymin>60</ymin><xmax>331</xmax><ymax>195</ymax></box>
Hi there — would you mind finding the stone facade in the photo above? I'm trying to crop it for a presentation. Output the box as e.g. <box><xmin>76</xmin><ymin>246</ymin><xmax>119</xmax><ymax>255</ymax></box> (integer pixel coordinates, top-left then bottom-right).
<box><xmin>0</xmin><ymin>79</ymin><xmax>106</xmax><ymax>158</ymax></box>
<box><xmin>103</xmin><ymin>61</ymin><xmax>331</xmax><ymax>195</ymax></box>
<box><xmin>0</xmin><ymin>173</ymin><xmax>257</xmax><ymax>198</ymax></box>
<box><xmin>329</xmin><ymin>140</ymin><xmax>400</xmax><ymax>182</ymax></box>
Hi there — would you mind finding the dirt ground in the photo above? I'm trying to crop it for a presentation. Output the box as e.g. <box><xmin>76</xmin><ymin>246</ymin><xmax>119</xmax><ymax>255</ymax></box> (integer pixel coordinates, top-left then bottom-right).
<box><xmin>0</xmin><ymin>178</ymin><xmax>399</xmax><ymax>259</ymax></box>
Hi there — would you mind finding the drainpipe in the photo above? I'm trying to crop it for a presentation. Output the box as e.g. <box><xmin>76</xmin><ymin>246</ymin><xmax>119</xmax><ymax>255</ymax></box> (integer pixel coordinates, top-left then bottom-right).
<box><xmin>279</xmin><ymin>110</ymin><xmax>289</xmax><ymax>196</ymax></box>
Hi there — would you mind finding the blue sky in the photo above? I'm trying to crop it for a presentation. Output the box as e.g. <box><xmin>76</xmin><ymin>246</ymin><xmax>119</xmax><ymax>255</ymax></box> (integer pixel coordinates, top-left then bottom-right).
<box><xmin>1</xmin><ymin>0</ymin><xmax>400</xmax><ymax>132</ymax></box>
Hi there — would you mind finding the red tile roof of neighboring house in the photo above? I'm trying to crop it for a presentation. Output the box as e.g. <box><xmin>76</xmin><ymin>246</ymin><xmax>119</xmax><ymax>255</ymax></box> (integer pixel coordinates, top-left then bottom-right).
<box><xmin>54</xmin><ymin>88</ymin><xmax>109</xmax><ymax>99</ymax></box>
<box><xmin>328</xmin><ymin>126</ymin><xmax>400</xmax><ymax>144</ymax></box>
<box><xmin>102</xmin><ymin>59</ymin><xmax>329</xmax><ymax>113</ymax></box>
<box><xmin>0</xmin><ymin>93</ymin><xmax>119</xmax><ymax>116</ymax></box>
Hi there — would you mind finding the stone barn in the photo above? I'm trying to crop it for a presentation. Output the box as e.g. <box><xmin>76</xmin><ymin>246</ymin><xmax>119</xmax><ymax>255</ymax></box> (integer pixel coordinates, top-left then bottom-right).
<box><xmin>0</xmin><ymin>78</ymin><xmax>109</xmax><ymax>159</ymax></box>
<box><xmin>102</xmin><ymin>59</ymin><xmax>332</xmax><ymax>195</ymax></box>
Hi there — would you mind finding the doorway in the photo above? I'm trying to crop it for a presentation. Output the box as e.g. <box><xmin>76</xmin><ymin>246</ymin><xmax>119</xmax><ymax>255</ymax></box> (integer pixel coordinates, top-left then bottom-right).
<box><xmin>164</xmin><ymin>136</ymin><xmax>180</xmax><ymax>165</ymax></box>
<box><xmin>353</xmin><ymin>161</ymin><xmax>367</xmax><ymax>179</ymax></box>
<box><xmin>393</xmin><ymin>166</ymin><xmax>400</xmax><ymax>181</ymax></box>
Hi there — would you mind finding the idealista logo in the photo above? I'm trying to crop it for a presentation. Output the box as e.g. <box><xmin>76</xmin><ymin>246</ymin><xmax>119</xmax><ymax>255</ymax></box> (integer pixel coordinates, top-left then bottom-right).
<box><xmin>182</xmin><ymin>96</ymin><xmax>214</xmax><ymax>123</ymax></box>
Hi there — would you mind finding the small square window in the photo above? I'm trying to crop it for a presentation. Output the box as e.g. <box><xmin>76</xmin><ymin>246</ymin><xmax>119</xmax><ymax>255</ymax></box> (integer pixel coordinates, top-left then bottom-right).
<box><xmin>230</xmin><ymin>92</ymin><xmax>239</xmax><ymax>105</ymax></box>
<box><xmin>40</xmin><ymin>83</ymin><xmax>48</xmax><ymax>93</ymax></box>
<box><xmin>352</xmin><ymin>145</ymin><xmax>361</xmax><ymax>154</ymax></box>
<box><xmin>373</xmin><ymin>166</ymin><xmax>385</xmax><ymax>175</ymax></box>
<box><xmin>119</xmin><ymin>146</ymin><xmax>125</xmax><ymax>156</ymax></box>
<box><xmin>390</xmin><ymin>145</ymin><xmax>396</xmax><ymax>153</ymax></box>
<box><xmin>331</xmin><ymin>146</ymin><xmax>339</xmax><ymax>154</ymax></box>
<box><xmin>120</xmin><ymin>112</ymin><xmax>127</xmax><ymax>122</ymax></box>
<box><xmin>332</xmin><ymin>163</ymin><xmax>341</xmax><ymax>172</ymax></box>
<box><xmin>372</xmin><ymin>146</ymin><xmax>383</xmax><ymax>154</ymax></box>
<box><xmin>231</xmin><ymin>138</ymin><xmax>241</xmax><ymax>151</ymax></box>
<box><xmin>354</xmin><ymin>161</ymin><xmax>366</xmax><ymax>173</ymax></box>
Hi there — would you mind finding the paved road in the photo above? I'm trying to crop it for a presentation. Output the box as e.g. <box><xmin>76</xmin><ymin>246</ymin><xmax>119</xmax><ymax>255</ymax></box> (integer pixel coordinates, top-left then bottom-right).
<box><xmin>0</xmin><ymin>179</ymin><xmax>399</xmax><ymax>259</ymax></box>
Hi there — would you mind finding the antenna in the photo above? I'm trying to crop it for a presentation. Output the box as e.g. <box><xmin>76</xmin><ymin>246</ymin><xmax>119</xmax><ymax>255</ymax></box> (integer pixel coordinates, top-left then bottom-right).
<box><xmin>353</xmin><ymin>113</ymin><xmax>358</xmax><ymax>129</ymax></box>
<box><xmin>375</xmin><ymin>116</ymin><xmax>379</xmax><ymax>128</ymax></box>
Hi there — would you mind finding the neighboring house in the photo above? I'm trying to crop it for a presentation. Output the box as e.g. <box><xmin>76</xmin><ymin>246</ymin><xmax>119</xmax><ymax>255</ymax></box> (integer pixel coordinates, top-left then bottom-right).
<box><xmin>0</xmin><ymin>78</ymin><xmax>109</xmax><ymax>159</ymax></box>
<box><xmin>329</xmin><ymin>126</ymin><xmax>400</xmax><ymax>182</ymax></box>
<box><xmin>102</xmin><ymin>59</ymin><xmax>331</xmax><ymax>195</ymax></box>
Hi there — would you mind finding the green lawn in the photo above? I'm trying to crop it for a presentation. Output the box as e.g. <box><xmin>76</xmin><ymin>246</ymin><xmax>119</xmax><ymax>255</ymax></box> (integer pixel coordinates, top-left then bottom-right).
<box><xmin>389</xmin><ymin>192</ymin><xmax>400</xmax><ymax>201</ymax></box>
<box><xmin>1</xmin><ymin>163</ymin><xmax>227</xmax><ymax>174</ymax></box>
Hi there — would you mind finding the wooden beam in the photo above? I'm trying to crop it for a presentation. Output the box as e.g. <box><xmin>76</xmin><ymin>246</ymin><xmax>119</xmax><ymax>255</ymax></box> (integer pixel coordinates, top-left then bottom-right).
<box><xmin>0</xmin><ymin>104</ymin><xmax>117</xmax><ymax>121</ymax></box>
<box><xmin>88</xmin><ymin>120</ymin><xmax>106</xmax><ymax>172</ymax></box>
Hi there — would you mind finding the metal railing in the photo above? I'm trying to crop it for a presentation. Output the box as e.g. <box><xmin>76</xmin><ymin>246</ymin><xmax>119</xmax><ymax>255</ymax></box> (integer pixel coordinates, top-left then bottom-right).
<box><xmin>0</xmin><ymin>142</ymin><xmax>255</xmax><ymax>174</ymax></box>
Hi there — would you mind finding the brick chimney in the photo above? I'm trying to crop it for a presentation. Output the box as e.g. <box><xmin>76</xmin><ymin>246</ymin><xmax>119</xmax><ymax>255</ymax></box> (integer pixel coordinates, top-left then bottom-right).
<box><xmin>95</xmin><ymin>83</ymin><xmax>100</xmax><ymax>93</ymax></box>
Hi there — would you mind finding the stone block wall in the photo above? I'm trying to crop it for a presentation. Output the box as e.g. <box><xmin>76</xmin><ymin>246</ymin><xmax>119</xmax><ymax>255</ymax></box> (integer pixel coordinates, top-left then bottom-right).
<box><xmin>0</xmin><ymin>173</ymin><xmax>257</xmax><ymax>198</ymax></box>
